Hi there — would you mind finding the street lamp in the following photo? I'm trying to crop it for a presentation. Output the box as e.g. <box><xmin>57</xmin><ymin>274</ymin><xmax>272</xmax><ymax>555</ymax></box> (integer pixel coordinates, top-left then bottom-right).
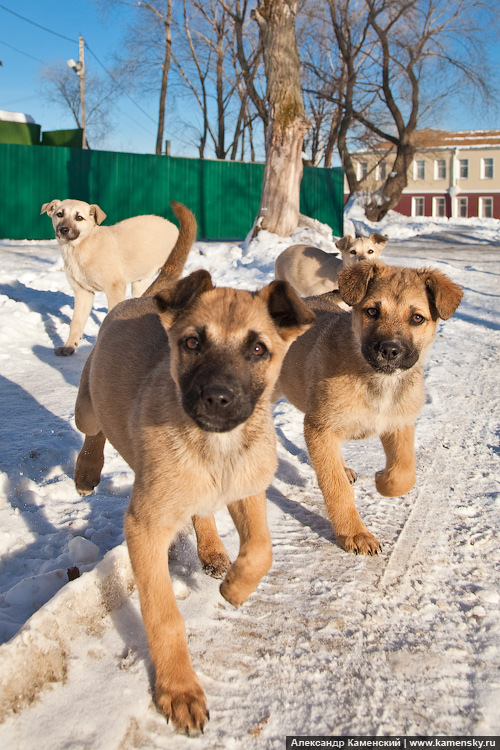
<box><xmin>67</xmin><ymin>36</ymin><xmax>86</xmax><ymax>149</ymax></box>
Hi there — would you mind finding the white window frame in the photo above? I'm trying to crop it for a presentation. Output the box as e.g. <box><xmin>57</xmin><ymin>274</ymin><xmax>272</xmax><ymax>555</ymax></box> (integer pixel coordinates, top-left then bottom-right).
<box><xmin>412</xmin><ymin>196</ymin><xmax>425</xmax><ymax>217</ymax></box>
<box><xmin>414</xmin><ymin>160</ymin><xmax>426</xmax><ymax>180</ymax></box>
<box><xmin>433</xmin><ymin>196</ymin><xmax>446</xmax><ymax>218</ymax></box>
<box><xmin>481</xmin><ymin>158</ymin><xmax>494</xmax><ymax>179</ymax></box>
<box><xmin>434</xmin><ymin>159</ymin><xmax>446</xmax><ymax>180</ymax></box>
<box><xmin>457</xmin><ymin>196</ymin><xmax>468</xmax><ymax>218</ymax></box>
<box><xmin>479</xmin><ymin>196</ymin><xmax>493</xmax><ymax>218</ymax></box>
<box><xmin>376</xmin><ymin>162</ymin><xmax>387</xmax><ymax>181</ymax></box>
<box><xmin>459</xmin><ymin>159</ymin><xmax>469</xmax><ymax>180</ymax></box>
<box><xmin>357</xmin><ymin>161</ymin><xmax>368</xmax><ymax>180</ymax></box>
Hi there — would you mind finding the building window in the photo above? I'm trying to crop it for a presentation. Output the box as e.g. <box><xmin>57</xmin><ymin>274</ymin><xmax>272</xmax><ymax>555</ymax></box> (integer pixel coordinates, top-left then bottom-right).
<box><xmin>412</xmin><ymin>197</ymin><xmax>425</xmax><ymax>217</ymax></box>
<box><xmin>414</xmin><ymin>160</ymin><xmax>426</xmax><ymax>180</ymax></box>
<box><xmin>433</xmin><ymin>196</ymin><xmax>446</xmax><ymax>217</ymax></box>
<box><xmin>376</xmin><ymin>162</ymin><xmax>387</xmax><ymax>181</ymax></box>
<box><xmin>457</xmin><ymin>197</ymin><xmax>468</xmax><ymax>218</ymax></box>
<box><xmin>479</xmin><ymin>197</ymin><xmax>493</xmax><ymax>218</ymax></box>
<box><xmin>459</xmin><ymin>159</ymin><xmax>469</xmax><ymax>179</ymax></box>
<box><xmin>481</xmin><ymin>158</ymin><xmax>494</xmax><ymax>179</ymax></box>
<box><xmin>357</xmin><ymin>161</ymin><xmax>368</xmax><ymax>180</ymax></box>
<box><xmin>435</xmin><ymin>159</ymin><xmax>446</xmax><ymax>180</ymax></box>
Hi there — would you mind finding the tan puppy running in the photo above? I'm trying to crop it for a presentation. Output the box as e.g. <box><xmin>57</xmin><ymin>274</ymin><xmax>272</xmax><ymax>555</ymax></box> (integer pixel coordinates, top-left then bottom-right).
<box><xmin>274</xmin><ymin>259</ymin><xmax>463</xmax><ymax>554</ymax></box>
<box><xmin>275</xmin><ymin>233</ymin><xmax>387</xmax><ymax>297</ymax></box>
<box><xmin>73</xmin><ymin>206</ymin><xmax>314</xmax><ymax>733</ymax></box>
<box><xmin>41</xmin><ymin>198</ymin><xmax>180</xmax><ymax>355</ymax></box>
<box><xmin>192</xmin><ymin>259</ymin><xmax>463</xmax><ymax>562</ymax></box>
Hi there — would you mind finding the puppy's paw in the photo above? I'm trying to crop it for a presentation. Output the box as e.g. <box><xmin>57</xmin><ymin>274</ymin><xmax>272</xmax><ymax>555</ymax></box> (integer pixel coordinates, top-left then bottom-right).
<box><xmin>156</xmin><ymin>680</ymin><xmax>209</xmax><ymax>735</ymax></box>
<box><xmin>201</xmin><ymin>552</ymin><xmax>232</xmax><ymax>579</ymax></box>
<box><xmin>219</xmin><ymin>577</ymin><xmax>247</xmax><ymax>608</ymax></box>
<box><xmin>344</xmin><ymin>466</ymin><xmax>357</xmax><ymax>484</ymax></box>
<box><xmin>74</xmin><ymin>468</ymin><xmax>101</xmax><ymax>496</ymax></box>
<box><xmin>55</xmin><ymin>345</ymin><xmax>76</xmax><ymax>357</ymax></box>
<box><xmin>337</xmin><ymin>531</ymin><xmax>380</xmax><ymax>556</ymax></box>
<box><xmin>75</xmin><ymin>485</ymin><xmax>94</xmax><ymax>497</ymax></box>
<box><xmin>375</xmin><ymin>469</ymin><xmax>415</xmax><ymax>497</ymax></box>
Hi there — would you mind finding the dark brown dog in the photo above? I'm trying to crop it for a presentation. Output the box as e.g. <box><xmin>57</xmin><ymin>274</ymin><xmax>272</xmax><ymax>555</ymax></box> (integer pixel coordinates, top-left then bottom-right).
<box><xmin>73</xmin><ymin>209</ymin><xmax>314</xmax><ymax>733</ymax></box>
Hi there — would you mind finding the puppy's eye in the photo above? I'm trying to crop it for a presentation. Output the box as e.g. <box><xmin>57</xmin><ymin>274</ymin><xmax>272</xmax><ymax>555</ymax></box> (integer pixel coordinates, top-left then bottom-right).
<box><xmin>350</xmin><ymin>250</ymin><xmax>357</xmax><ymax>255</ymax></box>
<box><xmin>56</xmin><ymin>211</ymin><xmax>64</xmax><ymax>218</ymax></box>
<box><xmin>365</xmin><ymin>307</ymin><xmax>378</xmax><ymax>318</ymax></box>
<box><xmin>251</xmin><ymin>342</ymin><xmax>268</xmax><ymax>357</ymax></box>
<box><xmin>75</xmin><ymin>214</ymin><xmax>84</xmax><ymax>221</ymax></box>
<box><xmin>411</xmin><ymin>313</ymin><xmax>425</xmax><ymax>325</ymax></box>
<box><xmin>184</xmin><ymin>336</ymin><xmax>200</xmax><ymax>351</ymax></box>
<box><xmin>368</xmin><ymin>249</ymin><xmax>374</xmax><ymax>254</ymax></box>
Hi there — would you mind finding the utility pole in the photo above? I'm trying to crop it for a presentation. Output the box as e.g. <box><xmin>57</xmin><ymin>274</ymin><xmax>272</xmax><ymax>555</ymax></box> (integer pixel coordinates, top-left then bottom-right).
<box><xmin>79</xmin><ymin>36</ymin><xmax>86</xmax><ymax>149</ymax></box>
<box><xmin>67</xmin><ymin>36</ymin><xmax>86</xmax><ymax>149</ymax></box>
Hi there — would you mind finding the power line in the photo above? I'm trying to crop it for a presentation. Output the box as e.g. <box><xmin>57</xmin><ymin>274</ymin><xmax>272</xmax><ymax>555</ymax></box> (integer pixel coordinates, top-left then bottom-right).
<box><xmin>0</xmin><ymin>38</ymin><xmax>44</xmax><ymax>63</ymax></box>
<box><xmin>0</xmin><ymin>3</ymin><xmax>77</xmax><ymax>45</ymax></box>
<box><xmin>85</xmin><ymin>43</ymin><xmax>157</xmax><ymax>127</ymax></box>
<box><xmin>0</xmin><ymin>3</ymin><xmax>157</xmax><ymax>131</ymax></box>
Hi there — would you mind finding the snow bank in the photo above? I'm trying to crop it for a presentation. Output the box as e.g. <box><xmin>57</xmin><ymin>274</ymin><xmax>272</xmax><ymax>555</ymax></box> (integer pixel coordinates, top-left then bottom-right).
<box><xmin>345</xmin><ymin>193</ymin><xmax>500</xmax><ymax>242</ymax></box>
<box><xmin>0</xmin><ymin>545</ymin><xmax>134</xmax><ymax>722</ymax></box>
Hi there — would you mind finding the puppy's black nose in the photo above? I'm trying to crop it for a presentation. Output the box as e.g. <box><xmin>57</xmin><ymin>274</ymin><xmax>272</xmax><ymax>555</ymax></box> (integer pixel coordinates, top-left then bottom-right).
<box><xmin>201</xmin><ymin>385</ymin><xmax>235</xmax><ymax>410</ymax></box>
<box><xmin>378</xmin><ymin>340</ymin><xmax>401</xmax><ymax>361</ymax></box>
<box><xmin>59</xmin><ymin>225</ymin><xmax>70</xmax><ymax>235</ymax></box>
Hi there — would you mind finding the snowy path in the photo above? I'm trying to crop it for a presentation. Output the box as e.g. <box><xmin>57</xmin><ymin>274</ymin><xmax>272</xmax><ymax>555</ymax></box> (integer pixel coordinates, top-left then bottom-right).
<box><xmin>0</xmin><ymin>232</ymin><xmax>499</xmax><ymax>747</ymax></box>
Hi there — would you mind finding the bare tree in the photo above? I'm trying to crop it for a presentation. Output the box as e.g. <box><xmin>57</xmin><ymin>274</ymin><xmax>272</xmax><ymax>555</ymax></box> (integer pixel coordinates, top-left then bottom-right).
<box><xmin>97</xmin><ymin>0</ymin><xmax>174</xmax><ymax>155</ymax></box>
<box><xmin>39</xmin><ymin>61</ymin><xmax>115</xmax><ymax>148</ymax></box>
<box><xmin>360</xmin><ymin>0</ymin><xmax>495</xmax><ymax>221</ymax></box>
<box><xmin>303</xmin><ymin>0</ymin><xmax>496</xmax><ymax>220</ymax></box>
<box><xmin>252</xmin><ymin>0</ymin><xmax>310</xmax><ymax>237</ymax></box>
<box><xmin>173</xmin><ymin>0</ymin><xmax>253</xmax><ymax>159</ymax></box>
<box><xmin>299</xmin><ymin>0</ymin><xmax>346</xmax><ymax>167</ymax></box>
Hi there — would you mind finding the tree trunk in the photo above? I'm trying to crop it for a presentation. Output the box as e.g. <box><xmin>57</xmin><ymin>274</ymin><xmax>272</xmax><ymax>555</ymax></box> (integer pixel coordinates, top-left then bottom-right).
<box><xmin>155</xmin><ymin>2</ymin><xmax>173</xmax><ymax>155</ymax></box>
<box><xmin>253</xmin><ymin>0</ymin><xmax>309</xmax><ymax>237</ymax></box>
<box><xmin>364</xmin><ymin>140</ymin><xmax>415</xmax><ymax>222</ymax></box>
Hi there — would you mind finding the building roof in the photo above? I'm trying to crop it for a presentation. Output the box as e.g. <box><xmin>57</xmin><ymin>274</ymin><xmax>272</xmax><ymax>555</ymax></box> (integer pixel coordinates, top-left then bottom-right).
<box><xmin>412</xmin><ymin>128</ymin><xmax>500</xmax><ymax>148</ymax></box>
<box><xmin>355</xmin><ymin>129</ymin><xmax>500</xmax><ymax>154</ymax></box>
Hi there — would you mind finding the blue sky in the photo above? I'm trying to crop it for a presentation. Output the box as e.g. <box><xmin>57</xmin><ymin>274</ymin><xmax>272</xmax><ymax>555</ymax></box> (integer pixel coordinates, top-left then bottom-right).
<box><xmin>0</xmin><ymin>1</ymin><xmax>499</xmax><ymax>158</ymax></box>
<box><xmin>0</xmin><ymin>1</ymin><xmax>161</xmax><ymax>154</ymax></box>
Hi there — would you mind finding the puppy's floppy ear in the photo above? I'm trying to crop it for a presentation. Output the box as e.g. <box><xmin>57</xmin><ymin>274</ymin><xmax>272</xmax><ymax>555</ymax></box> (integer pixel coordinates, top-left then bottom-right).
<box><xmin>369</xmin><ymin>232</ymin><xmax>388</xmax><ymax>248</ymax></box>
<box><xmin>338</xmin><ymin>259</ymin><xmax>378</xmax><ymax>306</ymax></box>
<box><xmin>154</xmin><ymin>269</ymin><xmax>214</xmax><ymax>322</ymax></box>
<box><xmin>418</xmin><ymin>268</ymin><xmax>463</xmax><ymax>320</ymax></box>
<box><xmin>259</xmin><ymin>280</ymin><xmax>315</xmax><ymax>342</ymax></box>
<box><xmin>335</xmin><ymin>235</ymin><xmax>353</xmax><ymax>252</ymax></box>
<box><xmin>89</xmin><ymin>204</ymin><xmax>107</xmax><ymax>225</ymax></box>
<box><xmin>40</xmin><ymin>200</ymin><xmax>61</xmax><ymax>216</ymax></box>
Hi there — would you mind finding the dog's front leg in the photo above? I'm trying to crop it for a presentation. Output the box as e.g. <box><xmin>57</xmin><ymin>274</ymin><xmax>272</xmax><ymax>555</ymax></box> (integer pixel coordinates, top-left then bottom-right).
<box><xmin>105</xmin><ymin>282</ymin><xmax>127</xmax><ymax>311</ymax></box>
<box><xmin>192</xmin><ymin>515</ymin><xmax>232</xmax><ymax>578</ymax></box>
<box><xmin>56</xmin><ymin>284</ymin><xmax>94</xmax><ymax>356</ymax></box>
<box><xmin>74</xmin><ymin>431</ymin><xmax>106</xmax><ymax>496</ymax></box>
<box><xmin>304</xmin><ymin>418</ymin><xmax>380</xmax><ymax>555</ymax></box>
<box><xmin>124</xmin><ymin>504</ymin><xmax>209</xmax><ymax>735</ymax></box>
<box><xmin>376</xmin><ymin>425</ymin><xmax>416</xmax><ymax>497</ymax></box>
<box><xmin>219</xmin><ymin>493</ymin><xmax>272</xmax><ymax>607</ymax></box>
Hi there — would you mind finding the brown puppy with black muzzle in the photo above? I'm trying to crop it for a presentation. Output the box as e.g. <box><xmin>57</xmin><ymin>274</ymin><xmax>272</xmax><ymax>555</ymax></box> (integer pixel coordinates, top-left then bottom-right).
<box><xmin>272</xmin><ymin>259</ymin><xmax>463</xmax><ymax>555</ymax></box>
<box><xmin>194</xmin><ymin>260</ymin><xmax>462</xmax><ymax>559</ymax></box>
<box><xmin>73</xmin><ymin>236</ymin><xmax>314</xmax><ymax>732</ymax></box>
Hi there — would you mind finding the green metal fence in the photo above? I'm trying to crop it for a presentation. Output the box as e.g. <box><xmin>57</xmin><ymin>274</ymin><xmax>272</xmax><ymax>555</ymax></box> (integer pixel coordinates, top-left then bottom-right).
<box><xmin>0</xmin><ymin>143</ymin><xmax>344</xmax><ymax>240</ymax></box>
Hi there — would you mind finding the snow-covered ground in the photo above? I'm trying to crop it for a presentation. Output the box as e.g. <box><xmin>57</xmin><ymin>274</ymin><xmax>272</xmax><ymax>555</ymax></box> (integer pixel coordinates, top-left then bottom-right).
<box><xmin>0</xmin><ymin>206</ymin><xmax>499</xmax><ymax>747</ymax></box>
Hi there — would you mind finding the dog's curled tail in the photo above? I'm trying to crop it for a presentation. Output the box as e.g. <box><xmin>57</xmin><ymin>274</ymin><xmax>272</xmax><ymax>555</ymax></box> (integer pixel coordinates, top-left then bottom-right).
<box><xmin>143</xmin><ymin>201</ymin><xmax>197</xmax><ymax>297</ymax></box>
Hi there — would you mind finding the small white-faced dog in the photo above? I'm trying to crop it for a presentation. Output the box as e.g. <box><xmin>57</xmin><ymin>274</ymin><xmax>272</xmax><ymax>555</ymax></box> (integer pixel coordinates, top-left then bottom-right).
<box><xmin>41</xmin><ymin>198</ymin><xmax>180</xmax><ymax>355</ymax></box>
<box><xmin>274</xmin><ymin>233</ymin><xmax>388</xmax><ymax>298</ymax></box>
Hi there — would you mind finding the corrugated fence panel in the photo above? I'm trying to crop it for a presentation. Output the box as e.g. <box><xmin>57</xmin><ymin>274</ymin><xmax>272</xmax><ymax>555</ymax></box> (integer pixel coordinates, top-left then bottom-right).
<box><xmin>301</xmin><ymin>164</ymin><xmax>344</xmax><ymax>237</ymax></box>
<box><xmin>0</xmin><ymin>144</ymin><xmax>344</xmax><ymax>240</ymax></box>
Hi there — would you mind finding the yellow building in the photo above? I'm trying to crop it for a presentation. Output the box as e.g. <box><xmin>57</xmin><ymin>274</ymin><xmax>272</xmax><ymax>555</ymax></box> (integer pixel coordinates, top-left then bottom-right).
<box><xmin>346</xmin><ymin>129</ymin><xmax>500</xmax><ymax>219</ymax></box>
